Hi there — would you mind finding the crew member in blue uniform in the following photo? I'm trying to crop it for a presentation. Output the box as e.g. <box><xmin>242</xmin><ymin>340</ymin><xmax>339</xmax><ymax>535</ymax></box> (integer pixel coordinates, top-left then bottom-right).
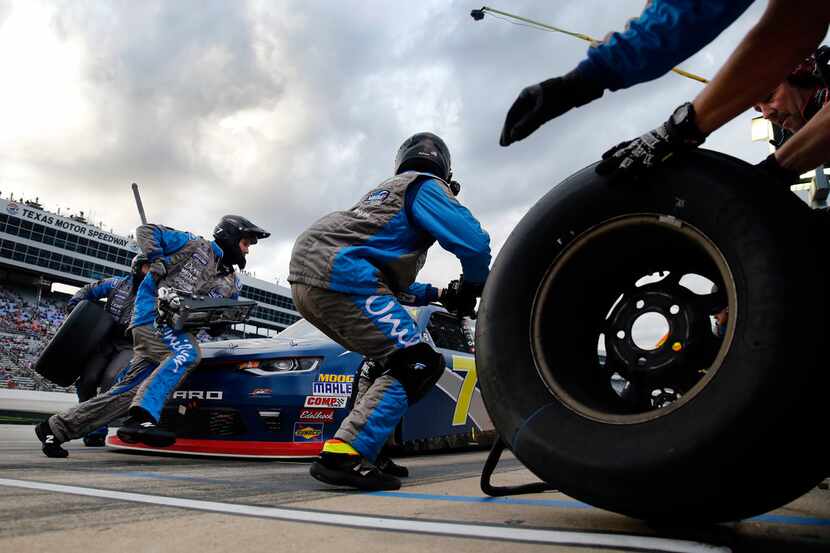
<box><xmin>499</xmin><ymin>0</ymin><xmax>755</xmax><ymax>147</ymax></box>
<box><xmin>289</xmin><ymin>132</ymin><xmax>491</xmax><ymax>490</ymax></box>
<box><xmin>499</xmin><ymin>1</ymin><xmax>830</xmax><ymax>192</ymax></box>
<box><xmin>35</xmin><ymin>215</ymin><xmax>268</xmax><ymax>457</ymax></box>
<box><xmin>64</xmin><ymin>253</ymin><xmax>149</xmax><ymax>446</ymax></box>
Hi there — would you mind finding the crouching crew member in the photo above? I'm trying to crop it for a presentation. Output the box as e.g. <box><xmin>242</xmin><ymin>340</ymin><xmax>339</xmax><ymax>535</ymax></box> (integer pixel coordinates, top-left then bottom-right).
<box><xmin>289</xmin><ymin>132</ymin><xmax>491</xmax><ymax>490</ymax></box>
<box><xmin>35</xmin><ymin>215</ymin><xmax>268</xmax><ymax>457</ymax></box>
<box><xmin>65</xmin><ymin>253</ymin><xmax>150</xmax><ymax>446</ymax></box>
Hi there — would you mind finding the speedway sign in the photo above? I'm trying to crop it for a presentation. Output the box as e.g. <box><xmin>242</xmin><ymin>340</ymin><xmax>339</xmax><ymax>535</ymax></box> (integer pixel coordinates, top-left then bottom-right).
<box><xmin>2</xmin><ymin>198</ymin><xmax>135</xmax><ymax>249</ymax></box>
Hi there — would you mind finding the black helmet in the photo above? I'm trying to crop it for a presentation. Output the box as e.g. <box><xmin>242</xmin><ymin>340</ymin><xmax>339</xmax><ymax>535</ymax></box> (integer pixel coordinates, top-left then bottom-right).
<box><xmin>131</xmin><ymin>253</ymin><xmax>149</xmax><ymax>276</ymax></box>
<box><xmin>394</xmin><ymin>132</ymin><xmax>452</xmax><ymax>182</ymax></box>
<box><xmin>213</xmin><ymin>215</ymin><xmax>270</xmax><ymax>269</ymax></box>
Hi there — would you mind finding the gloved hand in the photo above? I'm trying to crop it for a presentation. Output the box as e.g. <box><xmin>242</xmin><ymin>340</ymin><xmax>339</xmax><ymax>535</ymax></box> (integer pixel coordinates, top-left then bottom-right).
<box><xmin>595</xmin><ymin>102</ymin><xmax>707</xmax><ymax>179</ymax></box>
<box><xmin>439</xmin><ymin>278</ymin><xmax>484</xmax><ymax>318</ymax></box>
<box><xmin>154</xmin><ymin>287</ymin><xmax>181</xmax><ymax>329</ymax></box>
<box><xmin>500</xmin><ymin>68</ymin><xmax>604</xmax><ymax>147</ymax></box>
<box><xmin>755</xmin><ymin>154</ymin><xmax>801</xmax><ymax>189</ymax></box>
<box><xmin>148</xmin><ymin>259</ymin><xmax>167</xmax><ymax>285</ymax></box>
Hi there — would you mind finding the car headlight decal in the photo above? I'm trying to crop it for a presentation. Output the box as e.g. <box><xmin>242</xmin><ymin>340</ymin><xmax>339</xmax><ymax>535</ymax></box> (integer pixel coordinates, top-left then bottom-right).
<box><xmin>240</xmin><ymin>357</ymin><xmax>322</xmax><ymax>375</ymax></box>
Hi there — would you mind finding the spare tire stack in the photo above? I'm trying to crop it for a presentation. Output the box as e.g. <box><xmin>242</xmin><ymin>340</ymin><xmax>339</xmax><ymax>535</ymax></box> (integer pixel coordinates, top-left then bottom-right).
<box><xmin>476</xmin><ymin>150</ymin><xmax>830</xmax><ymax>522</ymax></box>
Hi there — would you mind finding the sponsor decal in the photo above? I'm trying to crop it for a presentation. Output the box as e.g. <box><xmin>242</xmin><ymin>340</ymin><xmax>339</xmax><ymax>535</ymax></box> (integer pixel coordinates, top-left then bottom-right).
<box><xmin>6</xmin><ymin>202</ymin><xmax>19</xmax><ymax>216</ymax></box>
<box><xmin>364</xmin><ymin>295</ymin><xmax>421</xmax><ymax>347</ymax></box>
<box><xmin>317</xmin><ymin>374</ymin><xmax>354</xmax><ymax>383</ymax></box>
<box><xmin>192</xmin><ymin>250</ymin><xmax>209</xmax><ymax>266</ymax></box>
<box><xmin>299</xmin><ymin>409</ymin><xmax>335</xmax><ymax>423</ymax></box>
<box><xmin>293</xmin><ymin>422</ymin><xmax>323</xmax><ymax>443</ymax></box>
<box><xmin>312</xmin><ymin>381</ymin><xmax>352</xmax><ymax>396</ymax></box>
<box><xmin>364</xmin><ymin>189</ymin><xmax>390</xmax><ymax>205</ymax></box>
<box><xmin>304</xmin><ymin>395</ymin><xmax>347</xmax><ymax>408</ymax></box>
<box><xmin>172</xmin><ymin>390</ymin><xmax>223</xmax><ymax>400</ymax></box>
<box><xmin>249</xmin><ymin>387</ymin><xmax>272</xmax><ymax>398</ymax></box>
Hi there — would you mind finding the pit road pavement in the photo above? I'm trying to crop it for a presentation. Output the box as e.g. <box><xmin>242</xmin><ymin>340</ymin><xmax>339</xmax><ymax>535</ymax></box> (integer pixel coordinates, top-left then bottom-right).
<box><xmin>1</xmin><ymin>425</ymin><xmax>828</xmax><ymax>553</ymax></box>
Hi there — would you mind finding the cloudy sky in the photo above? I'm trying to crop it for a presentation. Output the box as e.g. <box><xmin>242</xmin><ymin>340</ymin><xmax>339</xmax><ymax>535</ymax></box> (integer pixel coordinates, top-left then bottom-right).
<box><xmin>0</xmin><ymin>1</ymin><xmax>825</xmax><ymax>288</ymax></box>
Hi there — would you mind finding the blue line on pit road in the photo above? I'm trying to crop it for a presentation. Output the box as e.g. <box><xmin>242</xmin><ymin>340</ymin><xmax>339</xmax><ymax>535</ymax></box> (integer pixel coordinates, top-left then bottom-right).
<box><xmin>370</xmin><ymin>491</ymin><xmax>830</xmax><ymax>528</ymax></box>
<box><xmin>62</xmin><ymin>467</ymin><xmax>830</xmax><ymax>528</ymax></box>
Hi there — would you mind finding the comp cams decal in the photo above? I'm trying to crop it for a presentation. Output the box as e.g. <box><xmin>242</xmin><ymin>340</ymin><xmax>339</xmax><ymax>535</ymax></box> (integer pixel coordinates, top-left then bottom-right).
<box><xmin>293</xmin><ymin>422</ymin><xmax>323</xmax><ymax>443</ymax></box>
<box><xmin>304</xmin><ymin>396</ymin><xmax>347</xmax><ymax>408</ymax></box>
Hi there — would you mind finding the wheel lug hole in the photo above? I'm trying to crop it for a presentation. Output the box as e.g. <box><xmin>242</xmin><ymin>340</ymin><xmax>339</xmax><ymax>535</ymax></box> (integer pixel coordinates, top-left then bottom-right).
<box><xmin>617</xmin><ymin>330</ymin><xmax>626</xmax><ymax>339</ymax></box>
<box><xmin>670</xmin><ymin>304</ymin><xmax>680</xmax><ymax>315</ymax></box>
<box><xmin>636</xmin><ymin>300</ymin><xmax>645</xmax><ymax>309</ymax></box>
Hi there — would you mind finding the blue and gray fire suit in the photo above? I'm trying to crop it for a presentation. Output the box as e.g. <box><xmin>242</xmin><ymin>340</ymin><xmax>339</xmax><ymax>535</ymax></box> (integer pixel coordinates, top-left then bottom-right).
<box><xmin>289</xmin><ymin>171</ymin><xmax>490</xmax><ymax>461</ymax></box>
<box><xmin>66</xmin><ymin>275</ymin><xmax>137</xmax><ymax>440</ymax></box>
<box><xmin>576</xmin><ymin>0</ymin><xmax>755</xmax><ymax>92</ymax></box>
<box><xmin>49</xmin><ymin>225</ymin><xmax>239</xmax><ymax>443</ymax></box>
<box><xmin>67</xmin><ymin>275</ymin><xmax>136</xmax><ymax>403</ymax></box>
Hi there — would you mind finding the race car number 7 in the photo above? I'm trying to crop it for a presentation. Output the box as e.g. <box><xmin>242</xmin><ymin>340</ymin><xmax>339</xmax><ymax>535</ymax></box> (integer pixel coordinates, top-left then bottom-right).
<box><xmin>451</xmin><ymin>355</ymin><xmax>477</xmax><ymax>426</ymax></box>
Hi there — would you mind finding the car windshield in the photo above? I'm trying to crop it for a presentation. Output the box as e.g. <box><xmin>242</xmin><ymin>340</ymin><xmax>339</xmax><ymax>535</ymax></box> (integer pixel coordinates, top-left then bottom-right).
<box><xmin>276</xmin><ymin>319</ymin><xmax>328</xmax><ymax>340</ymax></box>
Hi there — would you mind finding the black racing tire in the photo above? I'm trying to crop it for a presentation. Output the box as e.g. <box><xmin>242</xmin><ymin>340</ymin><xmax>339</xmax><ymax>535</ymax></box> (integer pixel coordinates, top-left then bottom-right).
<box><xmin>34</xmin><ymin>300</ymin><xmax>115</xmax><ymax>387</ymax></box>
<box><xmin>476</xmin><ymin>149</ymin><xmax>830</xmax><ymax>522</ymax></box>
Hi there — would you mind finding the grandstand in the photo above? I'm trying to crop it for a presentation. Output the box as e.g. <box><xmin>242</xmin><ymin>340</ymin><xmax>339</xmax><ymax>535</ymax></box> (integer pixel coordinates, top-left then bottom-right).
<box><xmin>0</xmin><ymin>194</ymin><xmax>300</xmax><ymax>391</ymax></box>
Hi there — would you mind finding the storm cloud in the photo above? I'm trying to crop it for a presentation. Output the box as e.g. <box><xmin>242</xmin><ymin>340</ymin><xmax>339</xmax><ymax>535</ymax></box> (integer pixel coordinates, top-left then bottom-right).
<box><xmin>0</xmin><ymin>1</ymin><xmax>818</xmax><ymax>286</ymax></box>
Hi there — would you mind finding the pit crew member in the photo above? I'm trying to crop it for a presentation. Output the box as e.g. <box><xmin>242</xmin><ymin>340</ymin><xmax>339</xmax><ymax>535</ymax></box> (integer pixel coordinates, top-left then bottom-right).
<box><xmin>593</xmin><ymin>1</ymin><xmax>830</xmax><ymax>178</ymax></box>
<box><xmin>753</xmin><ymin>48</ymin><xmax>830</xmax><ymax>187</ymax></box>
<box><xmin>500</xmin><ymin>0</ymin><xmax>755</xmax><ymax>146</ymax></box>
<box><xmin>64</xmin><ymin>253</ymin><xmax>150</xmax><ymax>446</ymax></box>
<box><xmin>289</xmin><ymin>132</ymin><xmax>491</xmax><ymax>490</ymax></box>
<box><xmin>36</xmin><ymin>215</ymin><xmax>268</xmax><ymax>457</ymax></box>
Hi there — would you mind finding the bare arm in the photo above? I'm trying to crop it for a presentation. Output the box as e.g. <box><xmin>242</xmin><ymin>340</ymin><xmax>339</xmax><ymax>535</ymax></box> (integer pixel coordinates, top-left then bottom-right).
<box><xmin>775</xmin><ymin>102</ymin><xmax>830</xmax><ymax>172</ymax></box>
<box><xmin>693</xmin><ymin>0</ymin><xmax>830</xmax><ymax>134</ymax></box>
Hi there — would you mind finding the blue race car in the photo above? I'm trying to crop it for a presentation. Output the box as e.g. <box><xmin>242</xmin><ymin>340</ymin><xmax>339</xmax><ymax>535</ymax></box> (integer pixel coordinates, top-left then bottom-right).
<box><xmin>107</xmin><ymin>305</ymin><xmax>493</xmax><ymax>457</ymax></box>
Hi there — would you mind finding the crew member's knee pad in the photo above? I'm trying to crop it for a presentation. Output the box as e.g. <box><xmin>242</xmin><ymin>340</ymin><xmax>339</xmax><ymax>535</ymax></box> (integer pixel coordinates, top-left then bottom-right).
<box><xmin>385</xmin><ymin>343</ymin><xmax>445</xmax><ymax>405</ymax></box>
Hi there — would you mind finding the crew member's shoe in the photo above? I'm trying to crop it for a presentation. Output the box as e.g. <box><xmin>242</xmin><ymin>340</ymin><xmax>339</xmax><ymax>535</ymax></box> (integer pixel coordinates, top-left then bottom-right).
<box><xmin>310</xmin><ymin>439</ymin><xmax>401</xmax><ymax>491</ymax></box>
<box><xmin>83</xmin><ymin>427</ymin><xmax>108</xmax><ymax>447</ymax></box>
<box><xmin>35</xmin><ymin>420</ymin><xmax>68</xmax><ymax>458</ymax></box>
<box><xmin>117</xmin><ymin>416</ymin><xmax>176</xmax><ymax>448</ymax></box>
<box><xmin>376</xmin><ymin>455</ymin><xmax>409</xmax><ymax>478</ymax></box>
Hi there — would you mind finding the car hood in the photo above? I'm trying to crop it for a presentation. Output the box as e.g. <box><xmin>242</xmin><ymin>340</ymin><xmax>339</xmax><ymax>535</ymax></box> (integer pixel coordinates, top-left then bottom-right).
<box><xmin>199</xmin><ymin>335</ymin><xmax>348</xmax><ymax>361</ymax></box>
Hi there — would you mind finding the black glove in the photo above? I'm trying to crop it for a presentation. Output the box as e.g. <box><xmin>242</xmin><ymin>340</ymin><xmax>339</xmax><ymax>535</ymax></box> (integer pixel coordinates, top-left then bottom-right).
<box><xmin>439</xmin><ymin>278</ymin><xmax>484</xmax><ymax>318</ymax></box>
<box><xmin>595</xmin><ymin>102</ymin><xmax>707</xmax><ymax>179</ymax></box>
<box><xmin>755</xmin><ymin>154</ymin><xmax>801</xmax><ymax>189</ymax></box>
<box><xmin>148</xmin><ymin>259</ymin><xmax>167</xmax><ymax>285</ymax></box>
<box><xmin>500</xmin><ymin>68</ymin><xmax>604</xmax><ymax>147</ymax></box>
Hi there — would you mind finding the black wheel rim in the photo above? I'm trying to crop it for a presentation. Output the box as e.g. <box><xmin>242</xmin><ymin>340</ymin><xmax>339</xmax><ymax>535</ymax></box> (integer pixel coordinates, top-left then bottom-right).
<box><xmin>530</xmin><ymin>214</ymin><xmax>737</xmax><ymax>424</ymax></box>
